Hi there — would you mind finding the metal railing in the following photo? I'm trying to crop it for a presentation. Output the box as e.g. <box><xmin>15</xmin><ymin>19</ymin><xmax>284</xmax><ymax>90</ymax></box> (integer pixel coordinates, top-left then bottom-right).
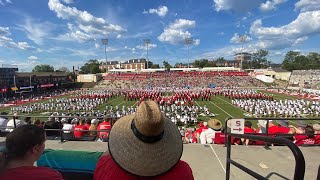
<box><xmin>0</xmin><ymin>115</ymin><xmax>117</xmax><ymax>143</ymax></box>
<box><xmin>226</xmin><ymin>134</ymin><xmax>306</xmax><ymax>180</ymax></box>
<box><xmin>224</xmin><ymin>117</ymin><xmax>320</xmax><ymax>148</ymax></box>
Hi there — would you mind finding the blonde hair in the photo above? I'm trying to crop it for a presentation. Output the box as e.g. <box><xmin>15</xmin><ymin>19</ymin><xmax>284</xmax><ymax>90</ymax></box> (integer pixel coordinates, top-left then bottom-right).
<box><xmin>89</xmin><ymin>124</ymin><xmax>97</xmax><ymax>136</ymax></box>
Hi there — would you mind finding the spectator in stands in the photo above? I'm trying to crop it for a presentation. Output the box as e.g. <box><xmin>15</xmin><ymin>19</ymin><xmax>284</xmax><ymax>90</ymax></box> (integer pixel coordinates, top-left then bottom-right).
<box><xmin>24</xmin><ymin>117</ymin><xmax>32</xmax><ymax>124</ymax></box>
<box><xmin>289</xmin><ymin>121</ymin><xmax>307</xmax><ymax>134</ymax></box>
<box><xmin>241</xmin><ymin>121</ymin><xmax>255</xmax><ymax>146</ymax></box>
<box><xmin>195</xmin><ymin>122</ymin><xmax>208</xmax><ymax>143</ymax></box>
<box><xmin>200</xmin><ymin>119</ymin><xmax>222</xmax><ymax>144</ymax></box>
<box><xmin>277</xmin><ymin>120</ymin><xmax>290</xmax><ymax>134</ymax></box>
<box><xmin>294</xmin><ymin>125</ymin><xmax>315</xmax><ymax>146</ymax></box>
<box><xmin>74</xmin><ymin>119</ymin><xmax>88</xmax><ymax>138</ymax></box>
<box><xmin>62</xmin><ymin>118</ymin><xmax>73</xmax><ymax>134</ymax></box>
<box><xmin>97</xmin><ymin>118</ymin><xmax>111</xmax><ymax>141</ymax></box>
<box><xmin>44</xmin><ymin>116</ymin><xmax>61</xmax><ymax>137</ymax></box>
<box><xmin>89</xmin><ymin>119</ymin><xmax>99</xmax><ymax>136</ymax></box>
<box><xmin>256</xmin><ymin>120</ymin><xmax>266</xmax><ymax>134</ymax></box>
<box><xmin>85</xmin><ymin>119</ymin><xmax>91</xmax><ymax>129</ymax></box>
<box><xmin>0</xmin><ymin>124</ymin><xmax>63</xmax><ymax>180</ymax></box>
<box><xmin>5</xmin><ymin>113</ymin><xmax>26</xmax><ymax>132</ymax></box>
<box><xmin>267</xmin><ymin>120</ymin><xmax>281</xmax><ymax>136</ymax></box>
<box><xmin>313</xmin><ymin>124</ymin><xmax>320</xmax><ymax>145</ymax></box>
<box><xmin>94</xmin><ymin>101</ymin><xmax>193</xmax><ymax>180</ymax></box>
<box><xmin>33</xmin><ymin>119</ymin><xmax>42</xmax><ymax>127</ymax></box>
<box><xmin>0</xmin><ymin>112</ymin><xmax>8</xmax><ymax>132</ymax></box>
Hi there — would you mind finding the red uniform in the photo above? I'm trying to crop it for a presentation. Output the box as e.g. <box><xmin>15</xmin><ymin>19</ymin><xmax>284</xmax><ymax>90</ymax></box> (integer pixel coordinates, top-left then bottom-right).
<box><xmin>294</xmin><ymin>135</ymin><xmax>315</xmax><ymax>146</ymax></box>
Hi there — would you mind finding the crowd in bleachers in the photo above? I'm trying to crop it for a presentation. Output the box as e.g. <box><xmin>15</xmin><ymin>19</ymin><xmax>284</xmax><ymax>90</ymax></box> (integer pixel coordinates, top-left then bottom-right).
<box><xmin>288</xmin><ymin>70</ymin><xmax>320</xmax><ymax>89</ymax></box>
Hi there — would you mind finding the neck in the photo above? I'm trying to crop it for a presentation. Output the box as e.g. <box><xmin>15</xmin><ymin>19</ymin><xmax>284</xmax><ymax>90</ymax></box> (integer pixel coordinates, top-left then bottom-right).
<box><xmin>7</xmin><ymin>157</ymin><xmax>35</xmax><ymax>169</ymax></box>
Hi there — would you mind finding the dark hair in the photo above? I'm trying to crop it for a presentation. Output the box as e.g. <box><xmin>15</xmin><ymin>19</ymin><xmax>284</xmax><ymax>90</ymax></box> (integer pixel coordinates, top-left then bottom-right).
<box><xmin>24</xmin><ymin>117</ymin><xmax>32</xmax><ymax>124</ymax></box>
<box><xmin>6</xmin><ymin>125</ymin><xmax>45</xmax><ymax>160</ymax></box>
<box><xmin>85</xmin><ymin>119</ymin><xmax>91</xmax><ymax>125</ymax></box>
<box><xmin>244</xmin><ymin>121</ymin><xmax>252</xmax><ymax>128</ymax></box>
<box><xmin>305</xmin><ymin>125</ymin><xmax>315</xmax><ymax>138</ymax></box>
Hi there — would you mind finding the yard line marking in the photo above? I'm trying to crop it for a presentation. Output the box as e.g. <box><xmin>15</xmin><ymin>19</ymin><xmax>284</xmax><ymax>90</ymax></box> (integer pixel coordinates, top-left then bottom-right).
<box><xmin>216</xmin><ymin>96</ymin><xmax>247</xmax><ymax>113</ymax></box>
<box><xmin>210</xmin><ymin>145</ymin><xmax>226</xmax><ymax>173</ymax></box>
<box><xmin>209</xmin><ymin>101</ymin><xmax>234</xmax><ymax>118</ymax></box>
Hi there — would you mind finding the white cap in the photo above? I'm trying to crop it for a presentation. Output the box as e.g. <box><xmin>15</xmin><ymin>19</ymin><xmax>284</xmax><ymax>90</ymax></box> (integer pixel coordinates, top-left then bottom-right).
<box><xmin>91</xmin><ymin>119</ymin><xmax>98</xmax><ymax>124</ymax></box>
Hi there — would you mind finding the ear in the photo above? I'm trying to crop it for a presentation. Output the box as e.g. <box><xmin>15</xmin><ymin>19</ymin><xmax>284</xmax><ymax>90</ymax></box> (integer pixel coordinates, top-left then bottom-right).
<box><xmin>31</xmin><ymin>144</ymin><xmax>41</xmax><ymax>154</ymax></box>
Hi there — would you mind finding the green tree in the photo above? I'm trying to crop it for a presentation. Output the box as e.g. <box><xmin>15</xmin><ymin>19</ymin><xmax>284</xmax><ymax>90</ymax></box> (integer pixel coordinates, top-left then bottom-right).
<box><xmin>151</xmin><ymin>64</ymin><xmax>160</xmax><ymax>68</ymax></box>
<box><xmin>163</xmin><ymin>61</ymin><xmax>172</xmax><ymax>70</ymax></box>
<box><xmin>56</xmin><ymin>66</ymin><xmax>70</xmax><ymax>72</ymax></box>
<box><xmin>204</xmin><ymin>61</ymin><xmax>217</xmax><ymax>67</ymax></box>
<box><xmin>80</xmin><ymin>59</ymin><xmax>102</xmax><ymax>74</ymax></box>
<box><xmin>251</xmin><ymin>49</ymin><xmax>269</xmax><ymax>69</ymax></box>
<box><xmin>32</xmin><ymin>64</ymin><xmax>54</xmax><ymax>72</ymax></box>
<box><xmin>216</xmin><ymin>57</ymin><xmax>226</xmax><ymax>67</ymax></box>
<box><xmin>193</xmin><ymin>59</ymin><xmax>209</xmax><ymax>68</ymax></box>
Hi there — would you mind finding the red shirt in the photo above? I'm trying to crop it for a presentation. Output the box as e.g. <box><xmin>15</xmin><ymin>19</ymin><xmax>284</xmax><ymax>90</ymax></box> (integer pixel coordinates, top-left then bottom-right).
<box><xmin>196</xmin><ymin>126</ymin><xmax>208</xmax><ymax>134</ymax></box>
<box><xmin>278</xmin><ymin>126</ymin><xmax>290</xmax><ymax>134</ymax></box>
<box><xmin>294</xmin><ymin>135</ymin><xmax>315</xmax><ymax>146</ymax></box>
<box><xmin>0</xmin><ymin>166</ymin><xmax>63</xmax><ymax>180</ymax></box>
<box><xmin>74</xmin><ymin>125</ymin><xmax>88</xmax><ymax>138</ymax></box>
<box><xmin>97</xmin><ymin>122</ymin><xmax>111</xmax><ymax>138</ymax></box>
<box><xmin>315</xmin><ymin>135</ymin><xmax>320</xmax><ymax>144</ymax></box>
<box><xmin>244</xmin><ymin>127</ymin><xmax>255</xmax><ymax>134</ymax></box>
<box><xmin>85</xmin><ymin>124</ymin><xmax>91</xmax><ymax>129</ymax></box>
<box><xmin>94</xmin><ymin>155</ymin><xmax>194</xmax><ymax>180</ymax></box>
<box><xmin>268</xmin><ymin>125</ymin><xmax>281</xmax><ymax>135</ymax></box>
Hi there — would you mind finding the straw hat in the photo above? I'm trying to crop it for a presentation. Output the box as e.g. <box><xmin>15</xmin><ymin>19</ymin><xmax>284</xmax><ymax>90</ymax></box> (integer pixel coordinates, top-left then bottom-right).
<box><xmin>108</xmin><ymin>101</ymin><xmax>183</xmax><ymax>177</ymax></box>
<box><xmin>207</xmin><ymin>119</ymin><xmax>222</xmax><ymax>130</ymax></box>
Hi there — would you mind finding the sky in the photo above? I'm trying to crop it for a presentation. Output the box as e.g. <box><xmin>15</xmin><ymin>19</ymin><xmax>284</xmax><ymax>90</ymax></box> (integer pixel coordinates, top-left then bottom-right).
<box><xmin>0</xmin><ymin>0</ymin><xmax>319</xmax><ymax>71</ymax></box>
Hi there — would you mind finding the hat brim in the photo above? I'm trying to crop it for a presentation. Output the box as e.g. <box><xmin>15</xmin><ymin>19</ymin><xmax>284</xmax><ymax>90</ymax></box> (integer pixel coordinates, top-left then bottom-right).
<box><xmin>108</xmin><ymin>114</ymin><xmax>183</xmax><ymax>177</ymax></box>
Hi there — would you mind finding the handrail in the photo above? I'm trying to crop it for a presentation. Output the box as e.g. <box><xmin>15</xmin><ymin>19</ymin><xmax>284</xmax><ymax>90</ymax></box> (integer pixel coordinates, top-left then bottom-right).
<box><xmin>224</xmin><ymin>117</ymin><xmax>320</xmax><ymax>148</ymax></box>
<box><xmin>226</xmin><ymin>134</ymin><xmax>306</xmax><ymax>180</ymax></box>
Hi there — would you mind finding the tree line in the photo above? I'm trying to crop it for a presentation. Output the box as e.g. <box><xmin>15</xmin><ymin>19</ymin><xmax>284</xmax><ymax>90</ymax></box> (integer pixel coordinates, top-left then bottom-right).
<box><xmin>32</xmin><ymin>50</ymin><xmax>320</xmax><ymax>74</ymax></box>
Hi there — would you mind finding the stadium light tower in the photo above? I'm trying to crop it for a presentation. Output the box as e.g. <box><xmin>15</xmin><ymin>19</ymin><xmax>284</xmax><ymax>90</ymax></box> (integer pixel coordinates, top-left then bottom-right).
<box><xmin>144</xmin><ymin>39</ymin><xmax>150</xmax><ymax>69</ymax></box>
<box><xmin>185</xmin><ymin>37</ymin><xmax>193</xmax><ymax>68</ymax></box>
<box><xmin>101</xmin><ymin>38</ymin><xmax>108</xmax><ymax>72</ymax></box>
<box><xmin>239</xmin><ymin>35</ymin><xmax>247</xmax><ymax>70</ymax></box>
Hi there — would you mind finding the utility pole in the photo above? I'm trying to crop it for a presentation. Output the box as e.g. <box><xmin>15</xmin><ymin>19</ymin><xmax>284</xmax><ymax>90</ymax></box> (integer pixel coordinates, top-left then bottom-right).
<box><xmin>185</xmin><ymin>38</ymin><xmax>193</xmax><ymax>68</ymax></box>
<box><xmin>101</xmin><ymin>38</ymin><xmax>108</xmax><ymax>72</ymax></box>
<box><xmin>239</xmin><ymin>35</ymin><xmax>247</xmax><ymax>70</ymax></box>
<box><xmin>144</xmin><ymin>39</ymin><xmax>150</xmax><ymax>69</ymax></box>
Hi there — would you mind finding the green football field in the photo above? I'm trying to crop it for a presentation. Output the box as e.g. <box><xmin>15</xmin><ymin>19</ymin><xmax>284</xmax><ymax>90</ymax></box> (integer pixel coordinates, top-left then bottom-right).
<box><xmin>1</xmin><ymin>90</ymin><xmax>319</xmax><ymax>127</ymax></box>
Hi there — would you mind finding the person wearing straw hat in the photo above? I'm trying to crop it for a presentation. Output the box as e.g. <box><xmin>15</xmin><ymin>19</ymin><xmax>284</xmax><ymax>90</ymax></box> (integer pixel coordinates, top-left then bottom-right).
<box><xmin>94</xmin><ymin>101</ymin><xmax>194</xmax><ymax>180</ymax></box>
<box><xmin>199</xmin><ymin>119</ymin><xmax>222</xmax><ymax>144</ymax></box>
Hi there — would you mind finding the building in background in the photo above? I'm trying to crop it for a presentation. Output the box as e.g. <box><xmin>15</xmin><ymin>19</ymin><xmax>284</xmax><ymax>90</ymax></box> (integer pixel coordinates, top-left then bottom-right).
<box><xmin>77</xmin><ymin>74</ymin><xmax>102</xmax><ymax>82</ymax></box>
<box><xmin>99</xmin><ymin>61</ymin><xmax>119</xmax><ymax>71</ymax></box>
<box><xmin>0</xmin><ymin>66</ymin><xmax>19</xmax><ymax>88</ymax></box>
<box><xmin>120</xmin><ymin>58</ymin><xmax>148</xmax><ymax>70</ymax></box>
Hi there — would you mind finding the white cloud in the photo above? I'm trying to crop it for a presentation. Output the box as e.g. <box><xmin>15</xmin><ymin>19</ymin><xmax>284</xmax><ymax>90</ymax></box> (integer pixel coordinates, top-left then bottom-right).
<box><xmin>250</xmin><ymin>10</ymin><xmax>320</xmax><ymax>49</ymax></box>
<box><xmin>116</xmin><ymin>34</ymin><xmax>122</xmax><ymax>39</ymax></box>
<box><xmin>0</xmin><ymin>0</ymin><xmax>11</xmax><ymax>5</ymax></box>
<box><xmin>18</xmin><ymin>17</ymin><xmax>54</xmax><ymax>45</ymax></box>
<box><xmin>295</xmin><ymin>0</ymin><xmax>320</xmax><ymax>12</ymax></box>
<box><xmin>48</xmin><ymin>0</ymin><xmax>126</xmax><ymax>41</ymax></box>
<box><xmin>28</xmin><ymin>56</ymin><xmax>39</xmax><ymax>60</ymax></box>
<box><xmin>260</xmin><ymin>0</ymin><xmax>287</xmax><ymax>11</ymax></box>
<box><xmin>95</xmin><ymin>43</ymin><xmax>100</xmax><ymax>49</ymax></box>
<box><xmin>200</xmin><ymin>45</ymin><xmax>257</xmax><ymax>59</ymax></box>
<box><xmin>124</xmin><ymin>46</ymin><xmax>137</xmax><ymax>54</ymax></box>
<box><xmin>143</xmin><ymin>6</ymin><xmax>168</xmax><ymax>17</ymax></box>
<box><xmin>62</xmin><ymin>0</ymin><xmax>74</xmax><ymax>4</ymax></box>
<box><xmin>136</xmin><ymin>43</ymin><xmax>157</xmax><ymax>50</ymax></box>
<box><xmin>213</xmin><ymin>0</ymin><xmax>263</xmax><ymax>12</ymax></box>
<box><xmin>158</xmin><ymin>19</ymin><xmax>200</xmax><ymax>45</ymax></box>
<box><xmin>230</xmin><ymin>33</ymin><xmax>252</xmax><ymax>43</ymax></box>
<box><xmin>0</xmin><ymin>26</ymin><xmax>34</xmax><ymax>50</ymax></box>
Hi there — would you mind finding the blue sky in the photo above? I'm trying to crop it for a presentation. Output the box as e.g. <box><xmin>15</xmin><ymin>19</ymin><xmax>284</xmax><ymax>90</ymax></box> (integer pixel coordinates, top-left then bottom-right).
<box><xmin>0</xmin><ymin>0</ymin><xmax>319</xmax><ymax>71</ymax></box>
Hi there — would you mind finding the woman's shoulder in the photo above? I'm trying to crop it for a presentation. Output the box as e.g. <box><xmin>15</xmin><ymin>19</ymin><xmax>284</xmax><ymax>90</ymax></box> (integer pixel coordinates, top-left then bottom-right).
<box><xmin>1</xmin><ymin>166</ymin><xmax>63</xmax><ymax>180</ymax></box>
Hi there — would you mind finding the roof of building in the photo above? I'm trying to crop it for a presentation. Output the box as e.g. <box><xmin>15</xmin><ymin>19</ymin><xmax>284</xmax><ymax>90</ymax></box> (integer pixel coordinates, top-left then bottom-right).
<box><xmin>122</xmin><ymin>58</ymin><xmax>147</xmax><ymax>64</ymax></box>
<box><xmin>272</xmin><ymin>68</ymin><xmax>289</xmax><ymax>73</ymax></box>
<box><xmin>106</xmin><ymin>61</ymin><xmax>118</xmax><ymax>65</ymax></box>
<box><xmin>234</xmin><ymin>52</ymin><xmax>252</xmax><ymax>56</ymax></box>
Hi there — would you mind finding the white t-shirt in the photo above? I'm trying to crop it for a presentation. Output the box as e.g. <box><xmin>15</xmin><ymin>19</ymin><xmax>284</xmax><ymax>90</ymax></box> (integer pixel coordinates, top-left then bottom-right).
<box><xmin>6</xmin><ymin>119</ymin><xmax>26</xmax><ymax>132</ymax></box>
<box><xmin>62</xmin><ymin>123</ymin><xmax>74</xmax><ymax>133</ymax></box>
<box><xmin>0</xmin><ymin>117</ymin><xmax>9</xmax><ymax>131</ymax></box>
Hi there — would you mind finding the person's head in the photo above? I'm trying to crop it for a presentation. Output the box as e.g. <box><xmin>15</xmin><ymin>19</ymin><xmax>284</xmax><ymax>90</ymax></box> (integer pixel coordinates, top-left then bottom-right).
<box><xmin>24</xmin><ymin>117</ymin><xmax>32</xmax><ymax>124</ymax></box>
<box><xmin>33</xmin><ymin>119</ymin><xmax>41</xmax><ymax>126</ymax></box>
<box><xmin>207</xmin><ymin>119</ymin><xmax>222</xmax><ymax>131</ymax></box>
<box><xmin>5</xmin><ymin>125</ymin><xmax>46</xmax><ymax>163</ymax></box>
<box><xmin>85</xmin><ymin>119</ymin><xmax>91</xmax><ymax>126</ymax></box>
<box><xmin>107</xmin><ymin>101</ymin><xmax>182</xmax><ymax>177</ymax></box>
<box><xmin>313</xmin><ymin>123</ymin><xmax>320</xmax><ymax>133</ymax></box>
<box><xmin>244</xmin><ymin>121</ymin><xmax>252</xmax><ymax>128</ymax></box>
<box><xmin>305</xmin><ymin>125</ymin><xmax>315</xmax><ymax>138</ymax></box>
<box><xmin>296</xmin><ymin>121</ymin><xmax>307</xmax><ymax>133</ymax></box>
<box><xmin>79</xmin><ymin>119</ymin><xmax>85</xmax><ymax>125</ymax></box>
